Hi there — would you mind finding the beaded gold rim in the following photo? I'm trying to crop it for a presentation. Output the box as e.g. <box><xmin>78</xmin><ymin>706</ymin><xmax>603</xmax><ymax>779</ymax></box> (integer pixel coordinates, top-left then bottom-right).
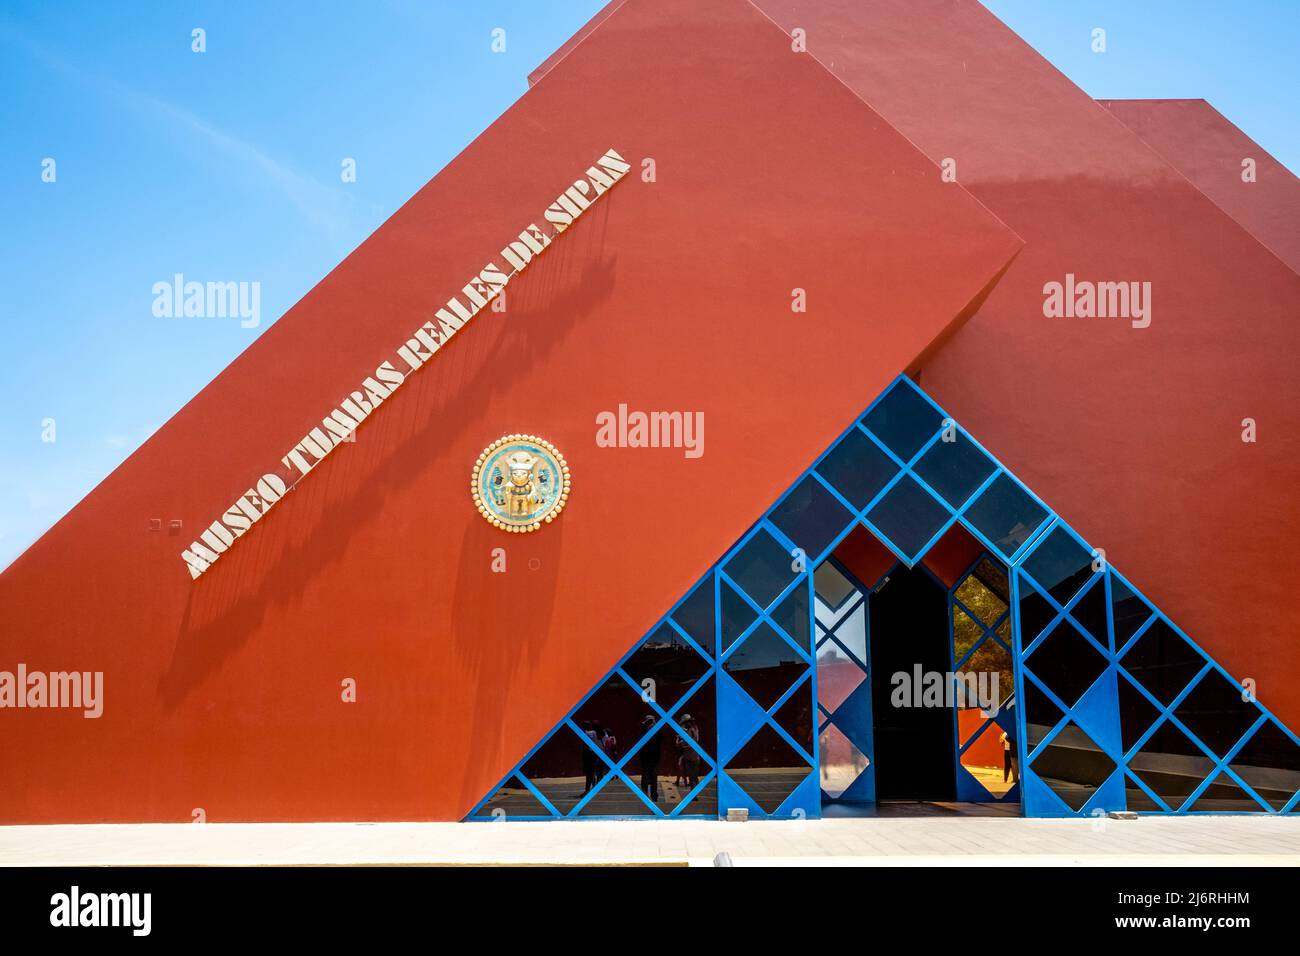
<box><xmin>471</xmin><ymin>434</ymin><xmax>571</xmax><ymax>533</ymax></box>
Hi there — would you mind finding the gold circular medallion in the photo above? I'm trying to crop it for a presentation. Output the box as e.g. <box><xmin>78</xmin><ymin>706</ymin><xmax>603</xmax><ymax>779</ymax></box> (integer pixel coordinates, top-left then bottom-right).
<box><xmin>472</xmin><ymin>435</ymin><xmax>571</xmax><ymax>532</ymax></box>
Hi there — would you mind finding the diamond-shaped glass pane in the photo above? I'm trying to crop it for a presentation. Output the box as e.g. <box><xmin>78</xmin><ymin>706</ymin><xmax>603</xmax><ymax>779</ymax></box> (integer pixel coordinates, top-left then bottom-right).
<box><xmin>1228</xmin><ymin>720</ymin><xmax>1300</xmax><ymax>811</ymax></box>
<box><xmin>862</xmin><ymin>380</ymin><xmax>943</xmax><ymax>463</ymax></box>
<box><xmin>973</xmin><ymin>556</ymin><xmax>1009</xmax><ymax>602</ymax></box>
<box><xmin>677</xmin><ymin>777</ymin><xmax>718</xmax><ymax>816</ymax></box>
<box><xmin>1028</xmin><ymin>722</ymin><xmax>1115</xmax><ymax>812</ymax></box>
<box><xmin>1117</xmin><ymin>673</ymin><xmax>1162</xmax><ymax>755</ymax></box>
<box><xmin>964</xmin><ymin>473</ymin><xmax>1048</xmax><ymax>558</ymax></box>
<box><xmin>576</xmin><ymin>776</ymin><xmax>656</xmax><ymax>816</ymax></box>
<box><xmin>953</xmin><ymin>607</ymin><xmax>984</xmax><ymax>666</ymax></box>
<box><xmin>960</xmin><ymin>721</ymin><xmax>1017</xmax><ymax>799</ymax></box>
<box><xmin>1022</xmin><ymin>525</ymin><xmax>1096</xmax><ymax>606</ymax></box>
<box><xmin>823</xmin><ymin>599</ymin><xmax>867</xmax><ymax>663</ymax></box>
<box><xmin>672</xmin><ymin>576</ymin><xmax>716</xmax><ymax>657</ymax></box>
<box><xmin>724</xmin><ymin>621</ymin><xmax>805</xmax><ymax>711</ymax></box>
<box><xmin>1120</xmin><ymin>618</ymin><xmax>1206</xmax><ymax>706</ymax></box>
<box><xmin>1129</xmin><ymin>719</ymin><xmax>1214</xmax><ymax>810</ymax></box>
<box><xmin>814</xmin><ymin>560</ymin><xmax>856</xmax><ymax>610</ymax></box>
<box><xmin>1018</xmin><ymin>582</ymin><xmax>1058</xmax><ymax>644</ymax></box>
<box><xmin>773</xmin><ymin>681</ymin><xmax>814</xmax><ymax>756</ymax></box>
<box><xmin>816</xmin><ymin>638</ymin><xmax>866</xmax><ymax>713</ymax></box>
<box><xmin>622</xmin><ymin>623</ymin><xmax>710</xmax><ymax>711</ymax></box>
<box><xmin>624</xmin><ymin>722</ymin><xmax>679</xmax><ymax>812</ymax></box>
<box><xmin>1022</xmin><ymin>676</ymin><xmax>1064</xmax><ymax>753</ymax></box>
<box><xmin>521</xmin><ymin>725</ymin><xmax>605</xmax><ymax>815</ymax></box>
<box><xmin>1110</xmin><ymin>575</ymin><xmax>1152</xmax><ymax>647</ymax></box>
<box><xmin>866</xmin><ymin>474</ymin><xmax>950</xmax><ymax>560</ymax></box>
<box><xmin>719</xmin><ymin>579</ymin><xmax>757</xmax><ymax>653</ymax></box>
<box><xmin>473</xmin><ymin>774</ymin><xmax>553</xmax><ymax>818</ymax></box>
<box><xmin>1186</xmin><ymin>773</ymin><xmax>1267</xmax><ymax>812</ymax></box>
<box><xmin>913</xmin><ymin>431</ymin><xmax>996</xmax><ymax>509</ymax></box>
<box><xmin>674</xmin><ymin>678</ymin><xmax>715</xmax><ymax>761</ymax></box>
<box><xmin>1024</xmin><ymin>618</ymin><xmax>1107</xmax><ymax>708</ymax></box>
<box><xmin>725</xmin><ymin>722</ymin><xmax>812</xmax><ymax>814</ymax></box>
<box><xmin>771</xmin><ymin>581</ymin><xmax>810</xmax><ymax>651</ymax></box>
<box><xmin>1069</xmin><ymin>577</ymin><xmax>1108</xmax><ymax>646</ymax></box>
<box><xmin>724</xmin><ymin>528</ymin><xmax>796</xmax><ymax>610</ymax></box>
<box><xmin>572</xmin><ymin>675</ymin><xmax>644</xmax><ymax>764</ymax></box>
<box><xmin>1173</xmin><ymin>670</ymin><xmax>1262</xmax><ymax>758</ymax></box>
<box><xmin>819</xmin><ymin>722</ymin><xmax>869</xmax><ymax>799</ymax></box>
<box><xmin>815</xmin><ymin>426</ymin><xmax>898</xmax><ymax>509</ymax></box>
<box><xmin>955</xmin><ymin>571</ymin><xmax>1008</xmax><ymax>629</ymax></box>
<box><xmin>769</xmin><ymin>476</ymin><xmax>854</xmax><ymax>561</ymax></box>
<box><xmin>959</xmin><ymin>636</ymin><xmax>1013</xmax><ymax>711</ymax></box>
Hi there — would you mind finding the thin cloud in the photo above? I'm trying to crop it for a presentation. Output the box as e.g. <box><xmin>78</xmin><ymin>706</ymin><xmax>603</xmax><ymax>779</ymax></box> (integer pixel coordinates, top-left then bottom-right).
<box><xmin>0</xmin><ymin>19</ymin><xmax>369</xmax><ymax>237</ymax></box>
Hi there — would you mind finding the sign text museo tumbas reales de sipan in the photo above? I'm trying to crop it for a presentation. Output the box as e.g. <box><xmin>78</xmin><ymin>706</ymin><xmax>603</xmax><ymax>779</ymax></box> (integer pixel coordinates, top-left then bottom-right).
<box><xmin>181</xmin><ymin>148</ymin><xmax>631</xmax><ymax>579</ymax></box>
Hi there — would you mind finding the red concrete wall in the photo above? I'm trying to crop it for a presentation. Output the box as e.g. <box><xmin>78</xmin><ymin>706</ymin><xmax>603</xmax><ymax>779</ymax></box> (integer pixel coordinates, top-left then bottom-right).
<box><xmin>0</xmin><ymin>0</ymin><xmax>1018</xmax><ymax>822</ymax></box>
<box><xmin>1100</xmin><ymin>99</ymin><xmax>1300</xmax><ymax>276</ymax></box>
<box><xmin>751</xmin><ymin>0</ymin><xmax>1300</xmax><ymax>728</ymax></box>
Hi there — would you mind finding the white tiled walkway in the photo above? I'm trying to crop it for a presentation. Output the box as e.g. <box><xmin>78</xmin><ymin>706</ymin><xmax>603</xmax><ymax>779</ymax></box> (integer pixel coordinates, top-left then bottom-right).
<box><xmin>3</xmin><ymin>816</ymin><xmax>1299</xmax><ymax>866</ymax></box>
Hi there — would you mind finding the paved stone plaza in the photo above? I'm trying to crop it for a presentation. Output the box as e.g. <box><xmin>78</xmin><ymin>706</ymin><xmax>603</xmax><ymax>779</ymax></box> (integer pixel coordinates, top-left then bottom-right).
<box><xmin>3</xmin><ymin>815</ymin><xmax>1298</xmax><ymax>866</ymax></box>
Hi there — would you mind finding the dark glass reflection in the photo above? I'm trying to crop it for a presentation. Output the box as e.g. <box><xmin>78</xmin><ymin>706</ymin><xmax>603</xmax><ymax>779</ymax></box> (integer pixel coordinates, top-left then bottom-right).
<box><xmin>571</xmin><ymin>676</ymin><xmax>643</xmax><ymax>791</ymax></box>
<box><xmin>815</xmin><ymin>426</ymin><xmax>898</xmax><ymax>509</ymax></box>
<box><xmin>768</xmin><ymin>476</ymin><xmax>854</xmax><ymax>562</ymax></box>
<box><xmin>1228</xmin><ymin>720</ymin><xmax>1300</xmax><ymax>810</ymax></box>
<box><xmin>621</xmin><ymin>624</ymin><xmax>710</xmax><ymax>711</ymax></box>
<box><xmin>520</xmin><ymin>725</ymin><xmax>605</xmax><ymax>815</ymax></box>
<box><xmin>719</xmin><ymin>579</ymin><xmax>757</xmax><ymax>653</ymax></box>
<box><xmin>1017</xmin><ymin>583</ymin><xmax>1058</xmax><ymax>644</ymax></box>
<box><xmin>772</xmin><ymin>680</ymin><xmax>814</xmax><ymax>755</ymax></box>
<box><xmin>1129</xmin><ymin>719</ymin><xmax>1215</xmax><ymax>810</ymax></box>
<box><xmin>1120</xmin><ymin>618</ymin><xmax>1206</xmax><ymax>706</ymax></box>
<box><xmin>723</xmin><ymin>622</ymin><xmax>805</xmax><ymax>710</ymax></box>
<box><xmin>866</xmin><ymin>474</ymin><xmax>950</xmax><ymax>559</ymax></box>
<box><xmin>1124</xmin><ymin>776</ymin><xmax>1166</xmax><ymax>812</ymax></box>
<box><xmin>1069</xmin><ymin>578</ymin><xmax>1109</xmax><ymax>646</ymax></box>
<box><xmin>723</xmin><ymin>528</ymin><xmax>796</xmax><ymax>610</ymax></box>
<box><xmin>1022</xmin><ymin>676</ymin><xmax>1064</xmax><ymax>753</ymax></box>
<box><xmin>913</xmin><ymin>431</ymin><xmax>996</xmax><ymax>509</ymax></box>
<box><xmin>724</xmin><ymin>722</ymin><xmax>811</xmax><ymax>814</ymax></box>
<box><xmin>676</xmin><ymin>676</ymin><xmax>715</xmax><ymax>761</ymax></box>
<box><xmin>964</xmin><ymin>473</ymin><xmax>1048</xmax><ymax>558</ymax></box>
<box><xmin>626</xmin><ymin>721</ymin><xmax>676</xmax><ymax>810</ymax></box>
<box><xmin>1173</xmin><ymin>671</ymin><xmax>1262</xmax><ymax>758</ymax></box>
<box><xmin>472</xmin><ymin>774</ymin><xmax>552</xmax><ymax>818</ymax></box>
<box><xmin>771</xmin><ymin>579</ymin><xmax>810</xmax><ymax>651</ymax></box>
<box><xmin>1186</xmin><ymin>773</ymin><xmax>1267</xmax><ymax>812</ymax></box>
<box><xmin>678</xmin><ymin>777</ymin><xmax>718</xmax><ymax>816</ymax></box>
<box><xmin>1023</xmin><ymin>618</ymin><xmax>1108</xmax><ymax>707</ymax></box>
<box><xmin>1116</xmin><ymin>673</ymin><xmax>1162</xmax><ymax>755</ymax></box>
<box><xmin>576</xmin><ymin>776</ymin><xmax>656</xmax><ymax>816</ymax></box>
<box><xmin>1021</xmin><ymin>525</ymin><xmax>1096</xmax><ymax>606</ymax></box>
<box><xmin>672</xmin><ymin>576</ymin><xmax>716</xmax><ymax>657</ymax></box>
<box><xmin>1028</xmin><ymin>722</ymin><xmax>1116</xmax><ymax>812</ymax></box>
<box><xmin>861</xmin><ymin>380</ymin><xmax>944</xmax><ymax>462</ymax></box>
<box><xmin>1109</xmin><ymin>575</ymin><xmax>1152</xmax><ymax>646</ymax></box>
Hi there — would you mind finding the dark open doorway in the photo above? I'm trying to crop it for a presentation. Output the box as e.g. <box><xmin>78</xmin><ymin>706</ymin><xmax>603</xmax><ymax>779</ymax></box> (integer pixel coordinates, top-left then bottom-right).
<box><xmin>868</xmin><ymin>563</ymin><xmax>956</xmax><ymax>801</ymax></box>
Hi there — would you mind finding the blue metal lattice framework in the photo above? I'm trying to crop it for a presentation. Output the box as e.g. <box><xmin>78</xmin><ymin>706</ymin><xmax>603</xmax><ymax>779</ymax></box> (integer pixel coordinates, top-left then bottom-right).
<box><xmin>468</xmin><ymin>376</ymin><xmax>1300</xmax><ymax>819</ymax></box>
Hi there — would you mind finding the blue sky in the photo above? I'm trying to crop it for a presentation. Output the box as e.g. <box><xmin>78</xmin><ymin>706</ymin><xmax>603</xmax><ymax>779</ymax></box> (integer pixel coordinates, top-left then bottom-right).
<box><xmin>1</xmin><ymin>1</ymin><xmax>1296</xmax><ymax>571</ymax></box>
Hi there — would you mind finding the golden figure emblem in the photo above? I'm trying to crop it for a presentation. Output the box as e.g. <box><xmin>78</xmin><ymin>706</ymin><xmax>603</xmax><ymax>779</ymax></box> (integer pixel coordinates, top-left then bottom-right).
<box><xmin>472</xmin><ymin>435</ymin><xmax>570</xmax><ymax>532</ymax></box>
